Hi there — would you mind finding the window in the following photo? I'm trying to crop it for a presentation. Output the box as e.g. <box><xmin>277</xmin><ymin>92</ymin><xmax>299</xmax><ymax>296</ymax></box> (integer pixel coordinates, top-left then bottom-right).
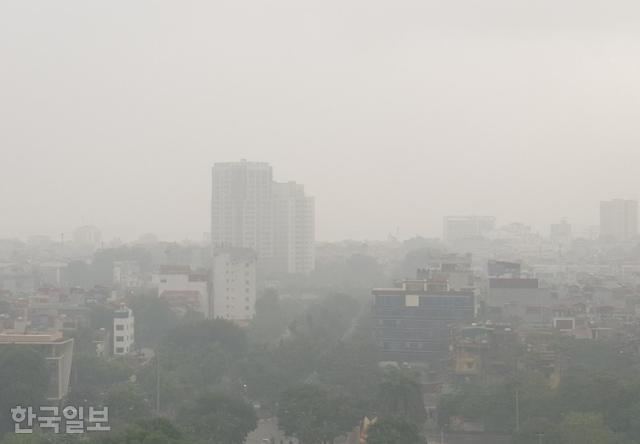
<box><xmin>116</xmin><ymin>325</ymin><xmax>124</xmax><ymax>331</ymax></box>
<box><xmin>116</xmin><ymin>336</ymin><xmax>124</xmax><ymax>342</ymax></box>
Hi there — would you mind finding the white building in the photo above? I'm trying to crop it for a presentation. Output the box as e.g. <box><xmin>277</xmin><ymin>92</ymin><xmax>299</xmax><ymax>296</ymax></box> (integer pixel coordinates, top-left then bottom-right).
<box><xmin>600</xmin><ymin>199</ymin><xmax>638</xmax><ymax>242</ymax></box>
<box><xmin>211</xmin><ymin>160</ymin><xmax>315</xmax><ymax>274</ymax></box>
<box><xmin>273</xmin><ymin>181</ymin><xmax>315</xmax><ymax>274</ymax></box>
<box><xmin>113</xmin><ymin>305</ymin><xmax>134</xmax><ymax>355</ymax></box>
<box><xmin>443</xmin><ymin>216</ymin><xmax>496</xmax><ymax>243</ymax></box>
<box><xmin>212</xmin><ymin>248</ymin><xmax>257</xmax><ymax>325</ymax></box>
<box><xmin>211</xmin><ymin>160</ymin><xmax>274</xmax><ymax>262</ymax></box>
<box><xmin>151</xmin><ymin>266</ymin><xmax>209</xmax><ymax>318</ymax></box>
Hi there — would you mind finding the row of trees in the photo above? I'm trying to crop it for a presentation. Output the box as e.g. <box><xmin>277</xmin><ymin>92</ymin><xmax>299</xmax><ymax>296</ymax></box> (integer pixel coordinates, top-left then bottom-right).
<box><xmin>438</xmin><ymin>336</ymin><xmax>640</xmax><ymax>444</ymax></box>
<box><xmin>1</xmin><ymin>275</ymin><xmax>431</xmax><ymax>444</ymax></box>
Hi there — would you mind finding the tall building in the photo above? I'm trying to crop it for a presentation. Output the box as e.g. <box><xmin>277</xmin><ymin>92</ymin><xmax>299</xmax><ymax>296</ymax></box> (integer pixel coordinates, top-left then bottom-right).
<box><xmin>273</xmin><ymin>181</ymin><xmax>315</xmax><ymax>274</ymax></box>
<box><xmin>600</xmin><ymin>199</ymin><xmax>638</xmax><ymax>242</ymax></box>
<box><xmin>211</xmin><ymin>247</ymin><xmax>257</xmax><ymax>325</ymax></box>
<box><xmin>211</xmin><ymin>160</ymin><xmax>315</xmax><ymax>273</ymax></box>
<box><xmin>443</xmin><ymin>216</ymin><xmax>495</xmax><ymax>243</ymax></box>
<box><xmin>211</xmin><ymin>161</ymin><xmax>274</xmax><ymax>261</ymax></box>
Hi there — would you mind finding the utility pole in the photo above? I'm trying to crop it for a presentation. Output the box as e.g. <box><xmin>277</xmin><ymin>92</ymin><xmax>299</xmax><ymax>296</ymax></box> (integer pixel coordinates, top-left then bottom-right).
<box><xmin>155</xmin><ymin>350</ymin><xmax>160</xmax><ymax>414</ymax></box>
<box><xmin>515</xmin><ymin>388</ymin><xmax>520</xmax><ymax>432</ymax></box>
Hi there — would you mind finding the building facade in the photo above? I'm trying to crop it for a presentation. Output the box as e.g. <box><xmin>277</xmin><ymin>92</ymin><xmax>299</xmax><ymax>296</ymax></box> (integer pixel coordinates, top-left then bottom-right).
<box><xmin>273</xmin><ymin>181</ymin><xmax>315</xmax><ymax>274</ymax></box>
<box><xmin>600</xmin><ymin>199</ymin><xmax>638</xmax><ymax>242</ymax></box>
<box><xmin>443</xmin><ymin>216</ymin><xmax>495</xmax><ymax>243</ymax></box>
<box><xmin>151</xmin><ymin>266</ymin><xmax>209</xmax><ymax>318</ymax></box>
<box><xmin>211</xmin><ymin>160</ymin><xmax>274</xmax><ymax>262</ymax></box>
<box><xmin>211</xmin><ymin>160</ymin><xmax>315</xmax><ymax>274</ymax></box>
<box><xmin>113</xmin><ymin>305</ymin><xmax>134</xmax><ymax>355</ymax></box>
<box><xmin>372</xmin><ymin>280</ymin><xmax>475</xmax><ymax>363</ymax></box>
<box><xmin>211</xmin><ymin>247</ymin><xmax>257</xmax><ymax>325</ymax></box>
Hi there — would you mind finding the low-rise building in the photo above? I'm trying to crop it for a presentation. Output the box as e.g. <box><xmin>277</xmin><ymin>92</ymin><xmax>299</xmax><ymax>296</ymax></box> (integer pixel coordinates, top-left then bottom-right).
<box><xmin>151</xmin><ymin>265</ymin><xmax>209</xmax><ymax>318</ymax></box>
<box><xmin>0</xmin><ymin>331</ymin><xmax>74</xmax><ymax>401</ymax></box>
<box><xmin>113</xmin><ymin>305</ymin><xmax>134</xmax><ymax>355</ymax></box>
<box><xmin>372</xmin><ymin>280</ymin><xmax>475</xmax><ymax>363</ymax></box>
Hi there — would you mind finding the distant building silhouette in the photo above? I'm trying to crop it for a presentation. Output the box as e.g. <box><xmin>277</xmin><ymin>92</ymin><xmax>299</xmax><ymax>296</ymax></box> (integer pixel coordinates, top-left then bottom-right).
<box><xmin>599</xmin><ymin>199</ymin><xmax>638</xmax><ymax>242</ymax></box>
<box><xmin>443</xmin><ymin>216</ymin><xmax>495</xmax><ymax>243</ymax></box>
<box><xmin>211</xmin><ymin>160</ymin><xmax>315</xmax><ymax>273</ymax></box>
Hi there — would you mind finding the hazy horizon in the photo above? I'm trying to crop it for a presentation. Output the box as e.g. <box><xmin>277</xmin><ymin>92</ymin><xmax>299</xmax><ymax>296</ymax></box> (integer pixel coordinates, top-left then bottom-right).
<box><xmin>2</xmin><ymin>1</ymin><xmax>640</xmax><ymax>242</ymax></box>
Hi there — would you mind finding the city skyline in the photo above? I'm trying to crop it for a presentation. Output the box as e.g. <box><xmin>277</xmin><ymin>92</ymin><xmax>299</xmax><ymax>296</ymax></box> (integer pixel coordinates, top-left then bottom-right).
<box><xmin>3</xmin><ymin>1</ymin><xmax>640</xmax><ymax>242</ymax></box>
<box><xmin>1</xmin><ymin>166</ymin><xmax>639</xmax><ymax>244</ymax></box>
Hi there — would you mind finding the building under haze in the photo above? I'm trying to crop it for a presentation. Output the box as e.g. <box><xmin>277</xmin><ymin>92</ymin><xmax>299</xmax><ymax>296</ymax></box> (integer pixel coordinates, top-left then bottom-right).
<box><xmin>211</xmin><ymin>161</ymin><xmax>274</xmax><ymax>261</ymax></box>
<box><xmin>550</xmin><ymin>220</ymin><xmax>572</xmax><ymax>245</ymax></box>
<box><xmin>113</xmin><ymin>305</ymin><xmax>134</xmax><ymax>356</ymax></box>
<box><xmin>600</xmin><ymin>199</ymin><xmax>638</xmax><ymax>242</ymax></box>
<box><xmin>443</xmin><ymin>216</ymin><xmax>495</xmax><ymax>243</ymax></box>
<box><xmin>372</xmin><ymin>280</ymin><xmax>475</xmax><ymax>362</ymax></box>
<box><xmin>273</xmin><ymin>181</ymin><xmax>315</xmax><ymax>274</ymax></box>
<box><xmin>211</xmin><ymin>160</ymin><xmax>315</xmax><ymax>273</ymax></box>
<box><xmin>151</xmin><ymin>266</ymin><xmax>210</xmax><ymax>318</ymax></box>
<box><xmin>211</xmin><ymin>247</ymin><xmax>256</xmax><ymax>325</ymax></box>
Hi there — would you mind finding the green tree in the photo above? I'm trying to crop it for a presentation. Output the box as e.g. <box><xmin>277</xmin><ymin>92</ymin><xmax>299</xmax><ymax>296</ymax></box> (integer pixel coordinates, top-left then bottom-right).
<box><xmin>552</xmin><ymin>412</ymin><xmax>615</xmax><ymax>444</ymax></box>
<box><xmin>277</xmin><ymin>384</ymin><xmax>359</xmax><ymax>444</ymax></box>
<box><xmin>127</xmin><ymin>294</ymin><xmax>180</xmax><ymax>348</ymax></box>
<box><xmin>1</xmin><ymin>433</ymin><xmax>79</xmax><ymax>444</ymax></box>
<box><xmin>378</xmin><ymin>367</ymin><xmax>426</xmax><ymax>425</ymax></box>
<box><xmin>177</xmin><ymin>392</ymin><xmax>257</xmax><ymax>444</ymax></box>
<box><xmin>103</xmin><ymin>382</ymin><xmax>151</xmax><ymax>425</ymax></box>
<box><xmin>67</xmin><ymin>354</ymin><xmax>132</xmax><ymax>406</ymax></box>
<box><xmin>366</xmin><ymin>417</ymin><xmax>423</xmax><ymax>444</ymax></box>
<box><xmin>248</xmin><ymin>288</ymin><xmax>288</xmax><ymax>343</ymax></box>
<box><xmin>90</xmin><ymin>417</ymin><xmax>185</xmax><ymax>444</ymax></box>
<box><xmin>162</xmin><ymin>319</ymin><xmax>246</xmax><ymax>358</ymax></box>
<box><xmin>316</xmin><ymin>340</ymin><xmax>381</xmax><ymax>414</ymax></box>
<box><xmin>0</xmin><ymin>346</ymin><xmax>48</xmax><ymax>435</ymax></box>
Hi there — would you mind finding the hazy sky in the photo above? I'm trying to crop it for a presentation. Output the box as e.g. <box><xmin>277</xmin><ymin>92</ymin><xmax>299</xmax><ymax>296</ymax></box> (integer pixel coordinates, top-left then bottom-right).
<box><xmin>2</xmin><ymin>1</ymin><xmax>640</xmax><ymax>242</ymax></box>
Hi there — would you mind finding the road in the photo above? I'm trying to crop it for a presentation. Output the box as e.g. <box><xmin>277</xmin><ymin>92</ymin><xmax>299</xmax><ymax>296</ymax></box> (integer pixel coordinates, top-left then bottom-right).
<box><xmin>244</xmin><ymin>418</ymin><xmax>297</xmax><ymax>444</ymax></box>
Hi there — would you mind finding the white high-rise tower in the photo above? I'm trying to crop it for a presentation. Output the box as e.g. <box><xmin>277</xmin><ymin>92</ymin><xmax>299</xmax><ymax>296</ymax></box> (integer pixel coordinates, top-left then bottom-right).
<box><xmin>211</xmin><ymin>160</ymin><xmax>315</xmax><ymax>273</ymax></box>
